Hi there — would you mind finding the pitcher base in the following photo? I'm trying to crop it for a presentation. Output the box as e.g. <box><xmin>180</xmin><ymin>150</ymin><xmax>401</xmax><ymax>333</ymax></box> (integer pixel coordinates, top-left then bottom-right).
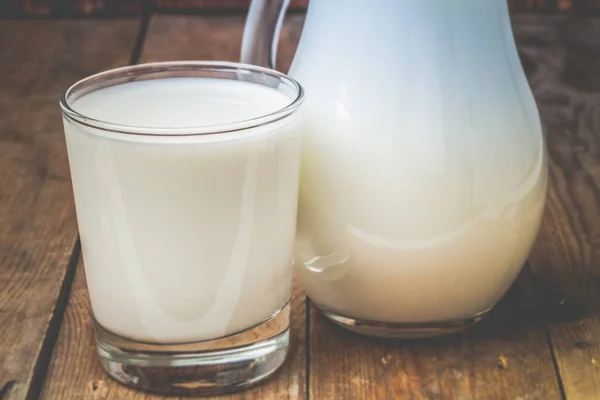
<box><xmin>320</xmin><ymin>307</ymin><xmax>491</xmax><ymax>339</ymax></box>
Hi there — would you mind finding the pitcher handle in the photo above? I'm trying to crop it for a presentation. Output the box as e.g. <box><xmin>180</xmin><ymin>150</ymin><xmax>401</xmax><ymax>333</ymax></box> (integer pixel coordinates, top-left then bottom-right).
<box><xmin>241</xmin><ymin>0</ymin><xmax>291</xmax><ymax>69</ymax></box>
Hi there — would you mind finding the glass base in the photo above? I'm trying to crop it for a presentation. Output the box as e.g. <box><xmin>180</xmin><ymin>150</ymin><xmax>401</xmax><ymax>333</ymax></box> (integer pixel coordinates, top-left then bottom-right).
<box><xmin>320</xmin><ymin>307</ymin><xmax>491</xmax><ymax>339</ymax></box>
<box><xmin>94</xmin><ymin>301</ymin><xmax>290</xmax><ymax>396</ymax></box>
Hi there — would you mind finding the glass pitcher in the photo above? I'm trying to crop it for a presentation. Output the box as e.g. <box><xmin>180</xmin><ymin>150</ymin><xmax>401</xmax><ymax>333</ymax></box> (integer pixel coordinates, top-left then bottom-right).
<box><xmin>242</xmin><ymin>0</ymin><xmax>547</xmax><ymax>338</ymax></box>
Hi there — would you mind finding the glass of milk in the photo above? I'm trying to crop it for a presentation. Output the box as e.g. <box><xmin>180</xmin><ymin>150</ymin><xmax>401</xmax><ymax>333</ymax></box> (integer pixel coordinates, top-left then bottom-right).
<box><xmin>60</xmin><ymin>61</ymin><xmax>304</xmax><ymax>395</ymax></box>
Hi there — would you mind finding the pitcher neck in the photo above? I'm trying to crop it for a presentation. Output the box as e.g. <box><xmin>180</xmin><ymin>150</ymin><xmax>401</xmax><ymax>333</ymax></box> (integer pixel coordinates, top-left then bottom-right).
<box><xmin>304</xmin><ymin>0</ymin><xmax>512</xmax><ymax>34</ymax></box>
<box><xmin>295</xmin><ymin>0</ymin><xmax>515</xmax><ymax>64</ymax></box>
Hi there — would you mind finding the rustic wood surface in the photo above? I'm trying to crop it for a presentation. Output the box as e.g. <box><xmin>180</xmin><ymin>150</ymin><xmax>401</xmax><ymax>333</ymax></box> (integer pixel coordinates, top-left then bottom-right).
<box><xmin>0</xmin><ymin>11</ymin><xmax>599</xmax><ymax>400</ymax></box>
<box><xmin>308</xmin><ymin>272</ymin><xmax>562</xmax><ymax>400</ymax></box>
<box><xmin>519</xmin><ymin>15</ymin><xmax>600</xmax><ymax>400</ymax></box>
<box><xmin>0</xmin><ymin>0</ymin><xmax>143</xmax><ymax>17</ymax></box>
<box><xmin>2</xmin><ymin>0</ymin><xmax>600</xmax><ymax>17</ymax></box>
<box><xmin>0</xmin><ymin>19</ymin><xmax>139</xmax><ymax>400</ymax></box>
<box><xmin>155</xmin><ymin>0</ymin><xmax>308</xmax><ymax>11</ymax></box>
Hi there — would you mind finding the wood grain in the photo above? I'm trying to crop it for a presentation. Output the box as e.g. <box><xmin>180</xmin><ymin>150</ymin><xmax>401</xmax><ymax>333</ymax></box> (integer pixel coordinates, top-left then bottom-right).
<box><xmin>516</xmin><ymin>15</ymin><xmax>600</xmax><ymax>399</ymax></box>
<box><xmin>572</xmin><ymin>0</ymin><xmax>600</xmax><ymax>12</ymax></box>
<box><xmin>41</xmin><ymin>14</ymin><xmax>307</xmax><ymax>400</ymax></box>
<box><xmin>138</xmin><ymin>13</ymin><xmax>303</xmax><ymax>72</ymax></box>
<box><xmin>155</xmin><ymin>0</ymin><xmax>308</xmax><ymax>11</ymax></box>
<box><xmin>0</xmin><ymin>0</ymin><xmax>142</xmax><ymax>16</ymax></box>
<box><xmin>0</xmin><ymin>20</ymin><xmax>139</xmax><ymax>400</ymax></box>
<box><xmin>3</xmin><ymin>0</ymin><xmax>600</xmax><ymax>17</ymax></box>
<box><xmin>308</xmin><ymin>271</ymin><xmax>562</xmax><ymax>400</ymax></box>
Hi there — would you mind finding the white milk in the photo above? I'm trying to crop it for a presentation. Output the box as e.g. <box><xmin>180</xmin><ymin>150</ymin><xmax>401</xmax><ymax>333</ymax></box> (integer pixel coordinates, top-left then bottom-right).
<box><xmin>295</xmin><ymin>110</ymin><xmax>547</xmax><ymax>322</ymax></box>
<box><xmin>64</xmin><ymin>78</ymin><xmax>301</xmax><ymax>343</ymax></box>
<box><xmin>291</xmin><ymin>0</ymin><xmax>548</xmax><ymax>324</ymax></box>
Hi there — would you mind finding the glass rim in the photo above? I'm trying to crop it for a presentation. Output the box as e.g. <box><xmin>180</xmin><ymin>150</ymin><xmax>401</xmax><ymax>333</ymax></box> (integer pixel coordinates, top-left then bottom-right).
<box><xmin>59</xmin><ymin>61</ymin><xmax>305</xmax><ymax>137</ymax></box>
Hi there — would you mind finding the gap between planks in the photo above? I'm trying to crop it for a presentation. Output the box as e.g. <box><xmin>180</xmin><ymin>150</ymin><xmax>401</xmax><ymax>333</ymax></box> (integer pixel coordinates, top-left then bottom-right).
<box><xmin>0</xmin><ymin>19</ymin><xmax>141</xmax><ymax>400</ymax></box>
<box><xmin>19</xmin><ymin>10</ymin><xmax>151</xmax><ymax>399</ymax></box>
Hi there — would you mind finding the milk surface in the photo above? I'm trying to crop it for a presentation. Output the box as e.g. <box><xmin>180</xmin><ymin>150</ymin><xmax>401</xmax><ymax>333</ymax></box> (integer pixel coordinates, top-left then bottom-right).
<box><xmin>64</xmin><ymin>78</ymin><xmax>301</xmax><ymax>343</ymax></box>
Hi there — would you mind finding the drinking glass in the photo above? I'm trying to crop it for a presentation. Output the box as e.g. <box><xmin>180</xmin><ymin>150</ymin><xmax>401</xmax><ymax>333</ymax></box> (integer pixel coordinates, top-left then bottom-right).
<box><xmin>60</xmin><ymin>61</ymin><xmax>304</xmax><ymax>395</ymax></box>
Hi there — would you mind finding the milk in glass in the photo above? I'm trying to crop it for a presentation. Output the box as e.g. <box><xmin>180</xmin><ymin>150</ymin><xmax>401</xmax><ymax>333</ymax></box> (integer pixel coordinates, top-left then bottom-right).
<box><xmin>64</xmin><ymin>78</ymin><xmax>301</xmax><ymax>343</ymax></box>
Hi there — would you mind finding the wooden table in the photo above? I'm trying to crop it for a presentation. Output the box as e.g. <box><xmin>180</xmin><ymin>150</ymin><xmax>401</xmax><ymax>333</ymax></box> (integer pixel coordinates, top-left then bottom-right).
<box><xmin>0</xmin><ymin>13</ymin><xmax>599</xmax><ymax>400</ymax></box>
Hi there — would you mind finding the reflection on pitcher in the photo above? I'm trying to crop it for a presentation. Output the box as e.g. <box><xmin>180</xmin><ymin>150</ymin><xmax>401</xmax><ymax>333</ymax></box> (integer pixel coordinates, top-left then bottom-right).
<box><xmin>242</xmin><ymin>0</ymin><xmax>548</xmax><ymax>338</ymax></box>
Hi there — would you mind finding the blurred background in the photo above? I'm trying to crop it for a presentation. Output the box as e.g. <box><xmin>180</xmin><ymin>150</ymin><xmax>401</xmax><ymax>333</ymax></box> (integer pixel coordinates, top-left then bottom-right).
<box><xmin>1</xmin><ymin>0</ymin><xmax>600</xmax><ymax>18</ymax></box>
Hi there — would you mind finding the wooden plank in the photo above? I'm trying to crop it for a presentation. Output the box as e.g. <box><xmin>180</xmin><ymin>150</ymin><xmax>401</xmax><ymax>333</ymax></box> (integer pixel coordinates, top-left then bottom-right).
<box><xmin>509</xmin><ymin>0</ymin><xmax>558</xmax><ymax>12</ymax></box>
<box><xmin>41</xmin><ymin>14</ymin><xmax>307</xmax><ymax>400</ymax></box>
<box><xmin>517</xmin><ymin>15</ymin><xmax>600</xmax><ymax>399</ymax></box>
<box><xmin>572</xmin><ymin>0</ymin><xmax>600</xmax><ymax>12</ymax></box>
<box><xmin>69</xmin><ymin>0</ymin><xmax>143</xmax><ymax>16</ymax></box>
<box><xmin>155</xmin><ymin>0</ymin><xmax>308</xmax><ymax>11</ymax></box>
<box><xmin>306</xmin><ymin>15</ymin><xmax>567</xmax><ymax>400</ymax></box>
<box><xmin>308</xmin><ymin>271</ymin><xmax>562</xmax><ymax>400</ymax></box>
<box><xmin>0</xmin><ymin>20</ymin><xmax>139</xmax><ymax>400</ymax></box>
<box><xmin>1</xmin><ymin>0</ymin><xmax>142</xmax><ymax>17</ymax></box>
<box><xmin>7</xmin><ymin>0</ymin><xmax>600</xmax><ymax>17</ymax></box>
<box><xmin>0</xmin><ymin>0</ymin><xmax>306</xmax><ymax>17</ymax></box>
<box><xmin>138</xmin><ymin>13</ymin><xmax>303</xmax><ymax>72</ymax></box>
